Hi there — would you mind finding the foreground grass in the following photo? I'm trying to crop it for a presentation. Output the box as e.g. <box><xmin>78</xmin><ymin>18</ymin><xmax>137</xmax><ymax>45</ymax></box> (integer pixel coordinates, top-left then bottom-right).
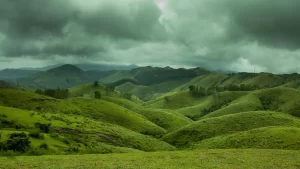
<box><xmin>0</xmin><ymin>149</ymin><xmax>300</xmax><ymax>169</ymax></box>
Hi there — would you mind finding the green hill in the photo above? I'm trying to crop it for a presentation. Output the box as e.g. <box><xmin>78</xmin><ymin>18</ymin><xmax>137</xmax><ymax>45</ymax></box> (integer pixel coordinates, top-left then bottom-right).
<box><xmin>116</xmin><ymin>80</ymin><xmax>189</xmax><ymax>101</ymax></box>
<box><xmin>0</xmin><ymin>106</ymin><xmax>175</xmax><ymax>154</ymax></box>
<box><xmin>201</xmin><ymin>87</ymin><xmax>300</xmax><ymax>119</ymax></box>
<box><xmin>19</xmin><ymin>64</ymin><xmax>90</xmax><ymax>88</ymax></box>
<box><xmin>162</xmin><ymin>111</ymin><xmax>300</xmax><ymax>147</ymax></box>
<box><xmin>144</xmin><ymin>90</ymin><xmax>249</xmax><ymax>120</ymax></box>
<box><xmin>102</xmin><ymin>96</ymin><xmax>192</xmax><ymax>132</ymax></box>
<box><xmin>0</xmin><ymin>89</ymin><xmax>166</xmax><ymax>136</ymax></box>
<box><xmin>193</xmin><ymin>127</ymin><xmax>300</xmax><ymax>150</ymax></box>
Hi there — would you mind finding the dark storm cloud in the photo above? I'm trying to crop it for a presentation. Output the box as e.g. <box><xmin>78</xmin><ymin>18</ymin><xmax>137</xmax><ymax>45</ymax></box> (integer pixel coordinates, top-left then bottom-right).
<box><xmin>225</xmin><ymin>0</ymin><xmax>300</xmax><ymax>49</ymax></box>
<box><xmin>76</xmin><ymin>0</ymin><xmax>165</xmax><ymax>40</ymax></box>
<box><xmin>0</xmin><ymin>0</ymin><xmax>73</xmax><ymax>38</ymax></box>
<box><xmin>0</xmin><ymin>0</ymin><xmax>164</xmax><ymax>59</ymax></box>
<box><xmin>1</xmin><ymin>0</ymin><xmax>300</xmax><ymax>73</ymax></box>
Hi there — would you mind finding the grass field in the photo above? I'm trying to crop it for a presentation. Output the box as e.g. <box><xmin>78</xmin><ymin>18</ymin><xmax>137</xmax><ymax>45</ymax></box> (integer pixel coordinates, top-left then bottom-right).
<box><xmin>0</xmin><ymin>149</ymin><xmax>299</xmax><ymax>169</ymax></box>
<box><xmin>193</xmin><ymin>127</ymin><xmax>300</xmax><ymax>150</ymax></box>
<box><xmin>162</xmin><ymin>111</ymin><xmax>300</xmax><ymax>147</ymax></box>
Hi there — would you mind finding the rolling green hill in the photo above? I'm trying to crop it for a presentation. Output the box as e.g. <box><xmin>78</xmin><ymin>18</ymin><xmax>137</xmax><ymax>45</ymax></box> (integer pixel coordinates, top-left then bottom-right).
<box><xmin>0</xmin><ymin>105</ymin><xmax>175</xmax><ymax>154</ymax></box>
<box><xmin>19</xmin><ymin>64</ymin><xmax>90</xmax><ymax>88</ymax></box>
<box><xmin>193</xmin><ymin>127</ymin><xmax>300</xmax><ymax>150</ymax></box>
<box><xmin>201</xmin><ymin>87</ymin><xmax>300</xmax><ymax>119</ymax></box>
<box><xmin>162</xmin><ymin>111</ymin><xmax>300</xmax><ymax>147</ymax></box>
<box><xmin>0</xmin><ymin>89</ymin><xmax>166</xmax><ymax>136</ymax></box>
<box><xmin>102</xmin><ymin>96</ymin><xmax>192</xmax><ymax>132</ymax></box>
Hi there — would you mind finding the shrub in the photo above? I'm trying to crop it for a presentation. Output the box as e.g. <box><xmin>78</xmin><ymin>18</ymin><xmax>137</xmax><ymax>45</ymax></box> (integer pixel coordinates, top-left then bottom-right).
<box><xmin>29</xmin><ymin>131</ymin><xmax>44</xmax><ymax>140</ymax></box>
<box><xmin>94</xmin><ymin>91</ymin><xmax>102</xmax><ymax>99</ymax></box>
<box><xmin>5</xmin><ymin>132</ymin><xmax>31</xmax><ymax>152</ymax></box>
<box><xmin>39</xmin><ymin>143</ymin><xmax>48</xmax><ymax>150</ymax></box>
<box><xmin>35</xmin><ymin>123</ymin><xmax>51</xmax><ymax>133</ymax></box>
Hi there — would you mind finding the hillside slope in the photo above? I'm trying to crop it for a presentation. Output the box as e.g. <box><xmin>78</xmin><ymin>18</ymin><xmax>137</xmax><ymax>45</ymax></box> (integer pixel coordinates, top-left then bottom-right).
<box><xmin>0</xmin><ymin>89</ymin><xmax>166</xmax><ymax>136</ymax></box>
<box><xmin>193</xmin><ymin>127</ymin><xmax>300</xmax><ymax>150</ymax></box>
<box><xmin>162</xmin><ymin>111</ymin><xmax>300</xmax><ymax>147</ymax></box>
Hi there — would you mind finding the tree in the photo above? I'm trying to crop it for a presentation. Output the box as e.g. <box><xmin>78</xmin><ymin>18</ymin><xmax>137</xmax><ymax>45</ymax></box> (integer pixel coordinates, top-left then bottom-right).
<box><xmin>94</xmin><ymin>91</ymin><xmax>102</xmax><ymax>99</ymax></box>
<box><xmin>188</xmin><ymin>85</ymin><xmax>196</xmax><ymax>92</ymax></box>
<box><xmin>5</xmin><ymin>132</ymin><xmax>31</xmax><ymax>152</ymax></box>
<box><xmin>35</xmin><ymin>89</ymin><xmax>44</xmax><ymax>95</ymax></box>
<box><xmin>122</xmin><ymin>92</ymin><xmax>132</xmax><ymax>100</ymax></box>
<box><xmin>35</xmin><ymin>123</ymin><xmax>51</xmax><ymax>133</ymax></box>
<box><xmin>93</xmin><ymin>81</ymin><xmax>99</xmax><ymax>87</ymax></box>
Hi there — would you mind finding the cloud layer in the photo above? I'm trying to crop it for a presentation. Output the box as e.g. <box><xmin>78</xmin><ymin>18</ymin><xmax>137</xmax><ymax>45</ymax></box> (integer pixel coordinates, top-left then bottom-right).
<box><xmin>0</xmin><ymin>0</ymin><xmax>300</xmax><ymax>73</ymax></box>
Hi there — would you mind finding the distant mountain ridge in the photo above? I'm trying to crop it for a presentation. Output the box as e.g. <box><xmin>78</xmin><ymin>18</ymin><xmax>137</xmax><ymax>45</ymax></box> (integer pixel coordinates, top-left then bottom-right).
<box><xmin>16</xmin><ymin>63</ymin><xmax>139</xmax><ymax>71</ymax></box>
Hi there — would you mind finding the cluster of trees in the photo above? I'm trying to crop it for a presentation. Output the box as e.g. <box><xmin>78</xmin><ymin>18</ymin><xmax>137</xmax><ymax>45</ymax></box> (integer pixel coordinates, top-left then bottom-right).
<box><xmin>35</xmin><ymin>88</ymin><xmax>69</xmax><ymax>99</ymax></box>
<box><xmin>0</xmin><ymin>132</ymin><xmax>31</xmax><ymax>153</ymax></box>
<box><xmin>189</xmin><ymin>84</ymin><xmax>261</xmax><ymax>96</ymax></box>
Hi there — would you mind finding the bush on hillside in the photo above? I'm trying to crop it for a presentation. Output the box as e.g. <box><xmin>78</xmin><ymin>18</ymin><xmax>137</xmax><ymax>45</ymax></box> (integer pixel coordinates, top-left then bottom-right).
<box><xmin>29</xmin><ymin>131</ymin><xmax>44</xmax><ymax>140</ymax></box>
<box><xmin>35</xmin><ymin>123</ymin><xmax>51</xmax><ymax>133</ymax></box>
<box><xmin>5</xmin><ymin>132</ymin><xmax>31</xmax><ymax>152</ymax></box>
<box><xmin>94</xmin><ymin>91</ymin><xmax>102</xmax><ymax>99</ymax></box>
<box><xmin>39</xmin><ymin>143</ymin><xmax>48</xmax><ymax>150</ymax></box>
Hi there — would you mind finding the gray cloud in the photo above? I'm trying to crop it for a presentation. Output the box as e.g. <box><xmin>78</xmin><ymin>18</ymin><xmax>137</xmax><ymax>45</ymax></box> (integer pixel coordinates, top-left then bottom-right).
<box><xmin>0</xmin><ymin>0</ymin><xmax>300</xmax><ymax>73</ymax></box>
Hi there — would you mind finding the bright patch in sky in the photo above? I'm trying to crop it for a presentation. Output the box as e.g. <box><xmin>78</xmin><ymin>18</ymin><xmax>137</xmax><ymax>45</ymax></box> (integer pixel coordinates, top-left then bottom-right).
<box><xmin>156</xmin><ymin>0</ymin><xmax>166</xmax><ymax>11</ymax></box>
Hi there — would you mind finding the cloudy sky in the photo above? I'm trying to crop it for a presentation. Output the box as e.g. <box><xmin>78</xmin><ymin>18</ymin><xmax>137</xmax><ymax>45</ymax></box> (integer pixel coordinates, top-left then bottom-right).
<box><xmin>0</xmin><ymin>0</ymin><xmax>300</xmax><ymax>73</ymax></box>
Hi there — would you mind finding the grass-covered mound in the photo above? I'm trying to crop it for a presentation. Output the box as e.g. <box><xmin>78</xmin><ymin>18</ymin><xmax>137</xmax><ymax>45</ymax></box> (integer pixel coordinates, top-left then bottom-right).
<box><xmin>102</xmin><ymin>96</ymin><xmax>192</xmax><ymax>132</ymax></box>
<box><xmin>1</xmin><ymin>149</ymin><xmax>300</xmax><ymax>169</ymax></box>
<box><xmin>201</xmin><ymin>87</ymin><xmax>300</xmax><ymax>119</ymax></box>
<box><xmin>0</xmin><ymin>106</ymin><xmax>175</xmax><ymax>154</ymax></box>
<box><xmin>162</xmin><ymin>111</ymin><xmax>300</xmax><ymax>147</ymax></box>
<box><xmin>116</xmin><ymin>80</ymin><xmax>189</xmax><ymax>101</ymax></box>
<box><xmin>200</xmin><ymin>94</ymin><xmax>261</xmax><ymax>119</ymax></box>
<box><xmin>0</xmin><ymin>89</ymin><xmax>166</xmax><ymax>136</ymax></box>
<box><xmin>193</xmin><ymin>127</ymin><xmax>300</xmax><ymax>150</ymax></box>
<box><xmin>177</xmin><ymin>91</ymin><xmax>249</xmax><ymax>119</ymax></box>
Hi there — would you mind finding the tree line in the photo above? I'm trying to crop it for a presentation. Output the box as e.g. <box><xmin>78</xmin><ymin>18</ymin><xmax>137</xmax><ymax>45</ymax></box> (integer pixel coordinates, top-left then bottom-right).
<box><xmin>35</xmin><ymin>88</ymin><xmax>69</xmax><ymax>99</ymax></box>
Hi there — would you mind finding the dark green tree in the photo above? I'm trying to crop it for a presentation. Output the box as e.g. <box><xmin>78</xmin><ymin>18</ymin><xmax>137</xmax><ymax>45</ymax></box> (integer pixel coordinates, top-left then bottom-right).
<box><xmin>93</xmin><ymin>81</ymin><xmax>99</xmax><ymax>87</ymax></box>
<box><xmin>5</xmin><ymin>132</ymin><xmax>31</xmax><ymax>152</ymax></box>
<box><xmin>94</xmin><ymin>91</ymin><xmax>102</xmax><ymax>99</ymax></box>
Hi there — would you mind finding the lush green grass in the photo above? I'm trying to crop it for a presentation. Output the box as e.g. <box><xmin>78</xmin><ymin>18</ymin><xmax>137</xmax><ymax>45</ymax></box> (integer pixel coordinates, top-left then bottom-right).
<box><xmin>0</xmin><ymin>106</ymin><xmax>175</xmax><ymax>154</ymax></box>
<box><xmin>177</xmin><ymin>91</ymin><xmax>249</xmax><ymax>119</ymax></box>
<box><xmin>102</xmin><ymin>96</ymin><xmax>192</xmax><ymax>132</ymax></box>
<box><xmin>1</xmin><ymin>149</ymin><xmax>300</xmax><ymax>169</ymax></box>
<box><xmin>162</xmin><ymin>111</ymin><xmax>300</xmax><ymax>147</ymax></box>
<box><xmin>175</xmin><ymin>74</ymin><xmax>228</xmax><ymax>91</ymax></box>
<box><xmin>0</xmin><ymin>89</ymin><xmax>166</xmax><ymax>136</ymax></box>
<box><xmin>201</xmin><ymin>93</ymin><xmax>261</xmax><ymax>119</ymax></box>
<box><xmin>193</xmin><ymin>127</ymin><xmax>300</xmax><ymax>150</ymax></box>
<box><xmin>117</xmin><ymin>80</ymin><xmax>189</xmax><ymax>101</ymax></box>
<box><xmin>201</xmin><ymin>87</ymin><xmax>300</xmax><ymax>119</ymax></box>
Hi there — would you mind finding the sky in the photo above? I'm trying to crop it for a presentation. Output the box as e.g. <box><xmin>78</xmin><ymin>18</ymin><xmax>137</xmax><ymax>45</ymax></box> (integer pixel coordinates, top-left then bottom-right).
<box><xmin>0</xmin><ymin>0</ymin><xmax>300</xmax><ymax>73</ymax></box>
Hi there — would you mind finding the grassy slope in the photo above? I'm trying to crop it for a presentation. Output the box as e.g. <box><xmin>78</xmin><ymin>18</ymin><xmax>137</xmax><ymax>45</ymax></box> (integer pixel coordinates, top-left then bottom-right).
<box><xmin>201</xmin><ymin>93</ymin><xmax>262</xmax><ymax>119</ymax></box>
<box><xmin>202</xmin><ymin>87</ymin><xmax>300</xmax><ymax>119</ymax></box>
<box><xmin>102</xmin><ymin>96</ymin><xmax>192</xmax><ymax>132</ymax></box>
<box><xmin>69</xmin><ymin>84</ymin><xmax>108</xmax><ymax>97</ymax></box>
<box><xmin>194</xmin><ymin>127</ymin><xmax>300</xmax><ymax>150</ymax></box>
<box><xmin>177</xmin><ymin>91</ymin><xmax>249</xmax><ymax>119</ymax></box>
<box><xmin>175</xmin><ymin>73</ymin><xmax>289</xmax><ymax>92</ymax></box>
<box><xmin>162</xmin><ymin>111</ymin><xmax>300</xmax><ymax>147</ymax></box>
<box><xmin>117</xmin><ymin>80</ymin><xmax>189</xmax><ymax>101</ymax></box>
<box><xmin>0</xmin><ymin>89</ymin><xmax>166</xmax><ymax>136</ymax></box>
<box><xmin>1</xmin><ymin>149</ymin><xmax>300</xmax><ymax>169</ymax></box>
<box><xmin>175</xmin><ymin>74</ymin><xmax>228</xmax><ymax>91</ymax></box>
<box><xmin>99</xmin><ymin>71</ymin><xmax>134</xmax><ymax>84</ymax></box>
<box><xmin>0</xmin><ymin>106</ymin><xmax>175</xmax><ymax>153</ymax></box>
